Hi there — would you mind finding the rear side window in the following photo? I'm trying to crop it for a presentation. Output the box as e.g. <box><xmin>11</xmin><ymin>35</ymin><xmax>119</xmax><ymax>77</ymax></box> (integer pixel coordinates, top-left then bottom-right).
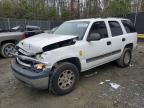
<box><xmin>108</xmin><ymin>21</ymin><xmax>123</xmax><ymax>37</ymax></box>
<box><xmin>26</xmin><ymin>27</ymin><xmax>40</xmax><ymax>31</ymax></box>
<box><xmin>121</xmin><ymin>20</ymin><xmax>136</xmax><ymax>33</ymax></box>
<box><xmin>89</xmin><ymin>21</ymin><xmax>108</xmax><ymax>38</ymax></box>
<box><xmin>27</xmin><ymin>27</ymin><xmax>34</xmax><ymax>31</ymax></box>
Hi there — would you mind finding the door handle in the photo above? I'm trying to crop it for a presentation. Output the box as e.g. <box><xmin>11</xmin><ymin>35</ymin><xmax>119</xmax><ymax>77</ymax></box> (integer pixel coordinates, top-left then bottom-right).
<box><xmin>107</xmin><ymin>41</ymin><xmax>111</xmax><ymax>45</ymax></box>
<box><xmin>122</xmin><ymin>38</ymin><xmax>126</xmax><ymax>42</ymax></box>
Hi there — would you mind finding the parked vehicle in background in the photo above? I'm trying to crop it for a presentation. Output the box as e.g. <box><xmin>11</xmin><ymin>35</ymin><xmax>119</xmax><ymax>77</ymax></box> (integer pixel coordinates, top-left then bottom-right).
<box><xmin>0</xmin><ymin>28</ymin><xmax>2</xmax><ymax>32</ymax></box>
<box><xmin>49</xmin><ymin>26</ymin><xmax>58</xmax><ymax>33</ymax></box>
<box><xmin>0</xmin><ymin>32</ymin><xmax>25</xmax><ymax>58</ymax></box>
<box><xmin>0</xmin><ymin>28</ymin><xmax>8</xmax><ymax>33</ymax></box>
<box><xmin>11</xmin><ymin>25</ymin><xmax>43</xmax><ymax>37</ymax></box>
<box><xmin>11</xmin><ymin>18</ymin><xmax>137</xmax><ymax>95</ymax></box>
<box><xmin>45</xmin><ymin>26</ymin><xmax>58</xmax><ymax>34</ymax></box>
<box><xmin>11</xmin><ymin>25</ymin><xmax>41</xmax><ymax>32</ymax></box>
<box><xmin>0</xmin><ymin>25</ymin><xmax>43</xmax><ymax>58</ymax></box>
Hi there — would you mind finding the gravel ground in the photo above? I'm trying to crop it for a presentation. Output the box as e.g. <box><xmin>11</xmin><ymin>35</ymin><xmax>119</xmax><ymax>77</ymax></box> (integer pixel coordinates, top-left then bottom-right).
<box><xmin>0</xmin><ymin>45</ymin><xmax>144</xmax><ymax>108</ymax></box>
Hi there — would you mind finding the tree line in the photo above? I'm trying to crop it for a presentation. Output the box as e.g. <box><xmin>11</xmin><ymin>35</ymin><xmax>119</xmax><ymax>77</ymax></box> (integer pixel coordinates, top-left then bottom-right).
<box><xmin>0</xmin><ymin>0</ymin><xmax>144</xmax><ymax>21</ymax></box>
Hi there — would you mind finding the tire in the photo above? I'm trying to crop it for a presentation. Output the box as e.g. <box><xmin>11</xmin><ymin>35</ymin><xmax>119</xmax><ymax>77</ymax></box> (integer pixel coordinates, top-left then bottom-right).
<box><xmin>116</xmin><ymin>48</ymin><xmax>132</xmax><ymax>68</ymax></box>
<box><xmin>50</xmin><ymin>62</ymin><xmax>79</xmax><ymax>95</ymax></box>
<box><xmin>0</xmin><ymin>43</ymin><xmax>15</xmax><ymax>58</ymax></box>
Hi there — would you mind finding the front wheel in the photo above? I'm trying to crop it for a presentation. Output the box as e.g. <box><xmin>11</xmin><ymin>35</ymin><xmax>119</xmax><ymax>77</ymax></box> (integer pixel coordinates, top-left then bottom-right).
<box><xmin>50</xmin><ymin>62</ymin><xmax>79</xmax><ymax>95</ymax></box>
<box><xmin>116</xmin><ymin>48</ymin><xmax>132</xmax><ymax>67</ymax></box>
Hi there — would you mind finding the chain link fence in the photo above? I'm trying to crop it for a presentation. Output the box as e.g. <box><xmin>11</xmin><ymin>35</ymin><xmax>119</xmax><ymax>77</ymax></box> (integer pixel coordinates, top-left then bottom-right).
<box><xmin>0</xmin><ymin>18</ymin><xmax>62</xmax><ymax>31</ymax></box>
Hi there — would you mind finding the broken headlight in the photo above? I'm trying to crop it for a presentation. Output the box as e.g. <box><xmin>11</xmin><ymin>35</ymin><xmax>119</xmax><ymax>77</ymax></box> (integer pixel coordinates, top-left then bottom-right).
<box><xmin>35</xmin><ymin>53</ymin><xmax>44</xmax><ymax>60</ymax></box>
<box><xmin>34</xmin><ymin>63</ymin><xmax>45</xmax><ymax>70</ymax></box>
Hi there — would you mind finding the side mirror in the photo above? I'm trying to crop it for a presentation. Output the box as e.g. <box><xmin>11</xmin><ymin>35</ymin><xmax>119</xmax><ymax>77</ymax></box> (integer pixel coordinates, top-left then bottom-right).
<box><xmin>87</xmin><ymin>33</ymin><xmax>101</xmax><ymax>41</ymax></box>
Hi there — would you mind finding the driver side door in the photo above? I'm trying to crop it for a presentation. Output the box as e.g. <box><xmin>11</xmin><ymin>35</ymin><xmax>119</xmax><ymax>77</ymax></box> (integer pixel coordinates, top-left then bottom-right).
<box><xmin>84</xmin><ymin>21</ymin><xmax>112</xmax><ymax>70</ymax></box>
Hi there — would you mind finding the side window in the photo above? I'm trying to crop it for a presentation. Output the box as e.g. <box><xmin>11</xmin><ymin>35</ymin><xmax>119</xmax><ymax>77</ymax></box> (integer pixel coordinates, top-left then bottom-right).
<box><xmin>89</xmin><ymin>21</ymin><xmax>108</xmax><ymax>38</ymax></box>
<box><xmin>121</xmin><ymin>20</ymin><xmax>136</xmax><ymax>33</ymax></box>
<box><xmin>27</xmin><ymin>27</ymin><xmax>34</xmax><ymax>31</ymax></box>
<box><xmin>108</xmin><ymin>21</ymin><xmax>123</xmax><ymax>37</ymax></box>
<box><xmin>27</xmin><ymin>27</ymin><xmax>39</xmax><ymax>31</ymax></box>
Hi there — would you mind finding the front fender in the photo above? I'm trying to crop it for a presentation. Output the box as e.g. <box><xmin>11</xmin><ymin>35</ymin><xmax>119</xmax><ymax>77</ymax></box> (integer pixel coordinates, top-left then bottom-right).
<box><xmin>41</xmin><ymin>46</ymin><xmax>80</xmax><ymax>68</ymax></box>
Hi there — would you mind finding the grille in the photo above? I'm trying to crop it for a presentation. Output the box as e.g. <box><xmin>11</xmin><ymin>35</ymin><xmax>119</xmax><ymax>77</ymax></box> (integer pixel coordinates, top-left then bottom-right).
<box><xmin>17</xmin><ymin>48</ymin><xmax>35</xmax><ymax>57</ymax></box>
<box><xmin>16</xmin><ymin>58</ymin><xmax>40</xmax><ymax>73</ymax></box>
<box><xmin>18</xmin><ymin>50</ymin><xmax>25</xmax><ymax>56</ymax></box>
<box><xmin>16</xmin><ymin>47</ymin><xmax>36</xmax><ymax>66</ymax></box>
<box><xmin>18</xmin><ymin>58</ymin><xmax>33</xmax><ymax>65</ymax></box>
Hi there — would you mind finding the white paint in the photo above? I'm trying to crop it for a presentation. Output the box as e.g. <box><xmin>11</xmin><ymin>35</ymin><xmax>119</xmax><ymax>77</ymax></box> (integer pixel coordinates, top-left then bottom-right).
<box><xmin>99</xmin><ymin>82</ymin><xmax>104</xmax><ymax>85</ymax></box>
<box><xmin>109</xmin><ymin>83</ymin><xmax>120</xmax><ymax>90</ymax></box>
<box><xmin>105</xmin><ymin>80</ymin><xmax>110</xmax><ymax>82</ymax></box>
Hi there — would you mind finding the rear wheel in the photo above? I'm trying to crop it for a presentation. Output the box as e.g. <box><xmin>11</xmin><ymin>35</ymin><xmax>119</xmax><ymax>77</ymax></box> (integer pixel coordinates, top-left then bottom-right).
<box><xmin>116</xmin><ymin>48</ymin><xmax>132</xmax><ymax>67</ymax></box>
<box><xmin>0</xmin><ymin>43</ymin><xmax>16</xmax><ymax>58</ymax></box>
<box><xmin>50</xmin><ymin>62</ymin><xmax>79</xmax><ymax>95</ymax></box>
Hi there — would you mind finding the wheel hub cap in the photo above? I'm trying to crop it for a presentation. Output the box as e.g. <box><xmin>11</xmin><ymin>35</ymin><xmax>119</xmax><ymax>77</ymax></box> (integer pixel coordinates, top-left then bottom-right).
<box><xmin>124</xmin><ymin>52</ymin><xmax>130</xmax><ymax>64</ymax></box>
<box><xmin>4</xmin><ymin>45</ymin><xmax>15</xmax><ymax>57</ymax></box>
<box><xmin>58</xmin><ymin>70</ymin><xmax>75</xmax><ymax>90</ymax></box>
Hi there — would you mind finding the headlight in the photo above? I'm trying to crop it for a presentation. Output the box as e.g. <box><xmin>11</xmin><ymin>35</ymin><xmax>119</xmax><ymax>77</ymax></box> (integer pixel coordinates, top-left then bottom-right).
<box><xmin>35</xmin><ymin>54</ymin><xmax>44</xmax><ymax>60</ymax></box>
<box><xmin>34</xmin><ymin>63</ymin><xmax>45</xmax><ymax>70</ymax></box>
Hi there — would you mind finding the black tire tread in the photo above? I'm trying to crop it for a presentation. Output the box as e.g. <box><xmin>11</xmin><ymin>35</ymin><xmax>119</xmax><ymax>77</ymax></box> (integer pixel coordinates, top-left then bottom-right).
<box><xmin>116</xmin><ymin>48</ymin><xmax>132</xmax><ymax>68</ymax></box>
<box><xmin>0</xmin><ymin>43</ymin><xmax>15</xmax><ymax>58</ymax></box>
<box><xmin>50</xmin><ymin>62</ymin><xmax>79</xmax><ymax>95</ymax></box>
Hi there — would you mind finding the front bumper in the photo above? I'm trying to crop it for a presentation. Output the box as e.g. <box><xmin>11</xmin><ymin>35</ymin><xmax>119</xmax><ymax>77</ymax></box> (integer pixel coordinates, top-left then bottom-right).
<box><xmin>11</xmin><ymin>60</ymin><xmax>50</xmax><ymax>89</ymax></box>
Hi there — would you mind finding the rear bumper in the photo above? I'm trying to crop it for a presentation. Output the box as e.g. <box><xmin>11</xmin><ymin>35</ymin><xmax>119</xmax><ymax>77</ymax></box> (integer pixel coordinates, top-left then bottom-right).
<box><xmin>11</xmin><ymin>60</ymin><xmax>50</xmax><ymax>89</ymax></box>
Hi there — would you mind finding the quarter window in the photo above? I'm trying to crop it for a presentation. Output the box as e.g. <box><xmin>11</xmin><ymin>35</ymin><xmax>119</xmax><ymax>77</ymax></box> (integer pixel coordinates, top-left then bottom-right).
<box><xmin>109</xmin><ymin>21</ymin><xmax>123</xmax><ymax>37</ymax></box>
<box><xmin>89</xmin><ymin>21</ymin><xmax>108</xmax><ymax>38</ymax></box>
<box><xmin>121</xmin><ymin>20</ymin><xmax>136</xmax><ymax>33</ymax></box>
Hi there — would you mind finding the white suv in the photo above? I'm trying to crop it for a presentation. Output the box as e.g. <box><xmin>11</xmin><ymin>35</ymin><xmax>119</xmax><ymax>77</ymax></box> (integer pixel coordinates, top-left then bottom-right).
<box><xmin>11</xmin><ymin>18</ymin><xmax>137</xmax><ymax>95</ymax></box>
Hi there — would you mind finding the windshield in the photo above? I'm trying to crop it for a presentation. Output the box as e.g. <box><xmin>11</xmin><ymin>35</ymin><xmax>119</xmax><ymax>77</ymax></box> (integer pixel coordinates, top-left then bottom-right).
<box><xmin>53</xmin><ymin>21</ymin><xmax>89</xmax><ymax>40</ymax></box>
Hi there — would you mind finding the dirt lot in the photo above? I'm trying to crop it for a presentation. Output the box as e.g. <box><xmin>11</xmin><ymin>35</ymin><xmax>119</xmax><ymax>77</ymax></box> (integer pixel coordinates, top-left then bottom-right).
<box><xmin>0</xmin><ymin>45</ymin><xmax>144</xmax><ymax>108</ymax></box>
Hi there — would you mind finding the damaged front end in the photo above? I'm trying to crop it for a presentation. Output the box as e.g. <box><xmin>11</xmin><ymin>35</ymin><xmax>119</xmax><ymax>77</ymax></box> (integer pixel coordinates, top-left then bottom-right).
<box><xmin>11</xmin><ymin>34</ymin><xmax>78</xmax><ymax>89</ymax></box>
<box><xmin>11</xmin><ymin>47</ymin><xmax>51</xmax><ymax>89</ymax></box>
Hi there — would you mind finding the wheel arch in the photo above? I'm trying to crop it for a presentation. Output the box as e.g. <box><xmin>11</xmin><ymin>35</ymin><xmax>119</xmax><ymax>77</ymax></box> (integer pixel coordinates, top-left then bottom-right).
<box><xmin>51</xmin><ymin>57</ymin><xmax>81</xmax><ymax>72</ymax></box>
<box><xmin>0</xmin><ymin>40</ymin><xmax>17</xmax><ymax>46</ymax></box>
<box><xmin>124</xmin><ymin>43</ymin><xmax>133</xmax><ymax>50</ymax></box>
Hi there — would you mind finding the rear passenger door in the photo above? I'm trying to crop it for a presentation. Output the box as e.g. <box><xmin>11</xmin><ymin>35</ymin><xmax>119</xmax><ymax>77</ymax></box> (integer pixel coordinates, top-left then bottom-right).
<box><xmin>107</xmin><ymin>21</ymin><xmax>124</xmax><ymax>59</ymax></box>
<box><xmin>121</xmin><ymin>20</ymin><xmax>137</xmax><ymax>49</ymax></box>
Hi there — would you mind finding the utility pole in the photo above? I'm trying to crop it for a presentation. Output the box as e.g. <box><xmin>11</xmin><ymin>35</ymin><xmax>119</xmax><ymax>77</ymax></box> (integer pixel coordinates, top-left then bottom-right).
<box><xmin>58</xmin><ymin>0</ymin><xmax>61</xmax><ymax>18</ymax></box>
<box><xmin>134</xmin><ymin>0</ymin><xmax>139</xmax><ymax>26</ymax></box>
<box><xmin>71</xmin><ymin>0</ymin><xmax>74</xmax><ymax>14</ymax></box>
<box><xmin>77</xmin><ymin>0</ymin><xmax>80</xmax><ymax>18</ymax></box>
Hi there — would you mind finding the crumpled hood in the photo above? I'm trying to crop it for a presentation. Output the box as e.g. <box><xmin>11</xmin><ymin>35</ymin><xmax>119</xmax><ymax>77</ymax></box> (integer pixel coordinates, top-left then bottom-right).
<box><xmin>18</xmin><ymin>33</ymin><xmax>77</xmax><ymax>54</ymax></box>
